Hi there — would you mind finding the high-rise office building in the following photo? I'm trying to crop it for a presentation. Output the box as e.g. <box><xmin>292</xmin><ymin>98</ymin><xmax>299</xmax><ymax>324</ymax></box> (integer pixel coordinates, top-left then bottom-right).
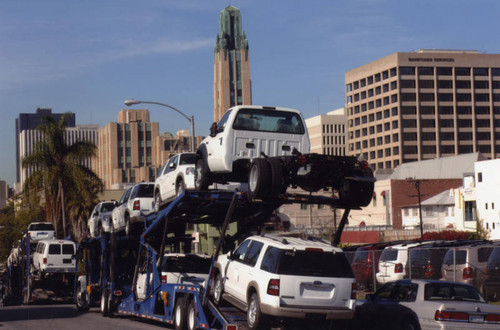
<box><xmin>345</xmin><ymin>50</ymin><xmax>500</xmax><ymax>170</ymax></box>
<box><xmin>18</xmin><ymin>125</ymin><xmax>98</xmax><ymax>189</ymax></box>
<box><xmin>94</xmin><ymin>110</ymin><xmax>160</xmax><ymax>189</ymax></box>
<box><xmin>15</xmin><ymin>108</ymin><xmax>75</xmax><ymax>184</ymax></box>
<box><xmin>305</xmin><ymin>108</ymin><xmax>346</xmax><ymax>156</ymax></box>
<box><xmin>213</xmin><ymin>5</ymin><xmax>252</xmax><ymax>122</ymax></box>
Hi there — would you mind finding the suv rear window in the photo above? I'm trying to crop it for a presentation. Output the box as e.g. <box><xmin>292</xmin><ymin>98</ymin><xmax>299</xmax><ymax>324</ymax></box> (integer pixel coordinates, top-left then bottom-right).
<box><xmin>380</xmin><ymin>249</ymin><xmax>398</xmax><ymax>262</ymax></box>
<box><xmin>29</xmin><ymin>223</ymin><xmax>54</xmax><ymax>231</ymax></box>
<box><xmin>101</xmin><ymin>202</ymin><xmax>116</xmax><ymax>212</ymax></box>
<box><xmin>265</xmin><ymin>248</ymin><xmax>353</xmax><ymax>278</ymax></box>
<box><xmin>179</xmin><ymin>154</ymin><xmax>196</xmax><ymax>165</ymax></box>
<box><xmin>352</xmin><ymin>248</ymin><xmax>369</xmax><ymax>262</ymax></box>
<box><xmin>136</xmin><ymin>184</ymin><xmax>154</xmax><ymax>198</ymax></box>
<box><xmin>443</xmin><ymin>249</ymin><xmax>467</xmax><ymax>265</ymax></box>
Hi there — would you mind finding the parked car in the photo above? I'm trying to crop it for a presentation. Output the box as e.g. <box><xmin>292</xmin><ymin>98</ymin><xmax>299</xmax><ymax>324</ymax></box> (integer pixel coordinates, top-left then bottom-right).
<box><xmin>87</xmin><ymin>201</ymin><xmax>116</xmax><ymax>238</ymax></box>
<box><xmin>355</xmin><ymin>279</ymin><xmax>500</xmax><ymax>330</ymax></box>
<box><xmin>27</xmin><ymin>222</ymin><xmax>55</xmax><ymax>243</ymax></box>
<box><xmin>350</xmin><ymin>242</ymin><xmax>393</xmax><ymax>291</ymax></box>
<box><xmin>212</xmin><ymin>234</ymin><xmax>356</xmax><ymax>329</ymax></box>
<box><xmin>153</xmin><ymin>152</ymin><xmax>196</xmax><ymax>212</ymax></box>
<box><xmin>441</xmin><ymin>243</ymin><xmax>495</xmax><ymax>291</ymax></box>
<box><xmin>406</xmin><ymin>241</ymin><xmax>476</xmax><ymax>280</ymax></box>
<box><xmin>483</xmin><ymin>247</ymin><xmax>500</xmax><ymax>301</ymax></box>
<box><xmin>31</xmin><ymin>239</ymin><xmax>76</xmax><ymax>279</ymax></box>
<box><xmin>111</xmin><ymin>182</ymin><xmax>155</xmax><ymax>235</ymax></box>
<box><xmin>376</xmin><ymin>242</ymin><xmax>422</xmax><ymax>285</ymax></box>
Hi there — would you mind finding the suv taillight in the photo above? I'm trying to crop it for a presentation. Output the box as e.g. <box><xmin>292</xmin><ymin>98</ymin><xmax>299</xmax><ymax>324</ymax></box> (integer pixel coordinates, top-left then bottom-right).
<box><xmin>435</xmin><ymin>310</ymin><xmax>468</xmax><ymax>321</ymax></box>
<box><xmin>133</xmin><ymin>200</ymin><xmax>140</xmax><ymax>211</ymax></box>
<box><xmin>161</xmin><ymin>275</ymin><xmax>167</xmax><ymax>284</ymax></box>
<box><xmin>394</xmin><ymin>263</ymin><xmax>403</xmax><ymax>273</ymax></box>
<box><xmin>463</xmin><ymin>267</ymin><xmax>474</xmax><ymax>279</ymax></box>
<box><xmin>267</xmin><ymin>279</ymin><xmax>280</xmax><ymax>296</ymax></box>
<box><xmin>43</xmin><ymin>258</ymin><xmax>47</xmax><ymax>264</ymax></box>
<box><xmin>351</xmin><ymin>282</ymin><xmax>357</xmax><ymax>299</ymax></box>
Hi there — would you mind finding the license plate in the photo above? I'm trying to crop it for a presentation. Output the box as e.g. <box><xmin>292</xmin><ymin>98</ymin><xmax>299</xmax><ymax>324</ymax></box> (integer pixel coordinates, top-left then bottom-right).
<box><xmin>469</xmin><ymin>314</ymin><xmax>484</xmax><ymax>323</ymax></box>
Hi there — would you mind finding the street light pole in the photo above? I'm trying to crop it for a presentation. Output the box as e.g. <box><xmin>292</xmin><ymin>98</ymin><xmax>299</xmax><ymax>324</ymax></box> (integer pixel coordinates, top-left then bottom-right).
<box><xmin>124</xmin><ymin>99</ymin><xmax>196</xmax><ymax>152</ymax></box>
<box><xmin>124</xmin><ymin>98</ymin><xmax>199</xmax><ymax>253</ymax></box>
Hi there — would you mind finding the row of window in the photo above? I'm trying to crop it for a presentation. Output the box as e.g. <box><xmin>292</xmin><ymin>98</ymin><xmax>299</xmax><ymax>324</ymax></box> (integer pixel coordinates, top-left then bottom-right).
<box><xmin>400</xmin><ymin>93</ymin><xmax>500</xmax><ymax>102</ymax></box>
<box><xmin>323</xmin><ymin>135</ymin><xmax>345</xmax><ymax>145</ymax></box>
<box><xmin>401</xmin><ymin>79</ymin><xmax>500</xmax><ymax>89</ymax></box>
<box><xmin>323</xmin><ymin>147</ymin><xmax>345</xmax><ymax>156</ymax></box>
<box><xmin>399</xmin><ymin>144</ymin><xmax>498</xmax><ymax>155</ymax></box>
<box><xmin>322</xmin><ymin>124</ymin><xmax>344</xmax><ymax>134</ymax></box>
<box><xmin>350</xmin><ymin>120</ymin><xmax>399</xmax><ymax>136</ymax></box>
<box><xmin>401</xmin><ymin>118</ymin><xmax>500</xmax><ymax>128</ymax></box>
<box><xmin>353</xmin><ymin>134</ymin><xmax>399</xmax><ymax>149</ymax></box>
<box><xmin>400</xmin><ymin>106</ymin><xmax>500</xmax><ymax>115</ymax></box>
<box><xmin>350</xmin><ymin>108</ymin><xmax>398</xmax><ymax>123</ymax></box>
<box><xmin>400</xmin><ymin>67</ymin><xmax>500</xmax><ymax>77</ymax></box>
<box><xmin>349</xmin><ymin>98</ymin><xmax>399</xmax><ymax>114</ymax></box>
<box><xmin>347</xmin><ymin>68</ymin><xmax>398</xmax><ymax>91</ymax></box>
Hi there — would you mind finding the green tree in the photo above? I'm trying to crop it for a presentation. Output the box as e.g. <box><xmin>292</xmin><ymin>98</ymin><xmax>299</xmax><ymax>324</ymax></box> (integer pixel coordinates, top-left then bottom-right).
<box><xmin>22</xmin><ymin>114</ymin><xmax>103</xmax><ymax>239</ymax></box>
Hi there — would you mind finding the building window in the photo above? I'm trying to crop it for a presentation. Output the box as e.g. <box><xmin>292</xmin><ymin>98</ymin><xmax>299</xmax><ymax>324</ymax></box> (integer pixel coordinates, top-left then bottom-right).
<box><xmin>393</xmin><ymin>133</ymin><xmax>399</xmax><ymax>142</ymax></box>
<box><xmin>401</xmin><ymin>93</ymin><xmax>416</xmax><ymax>102</ymax></box>
<box><xmin>438</xmin><ymin>80</ymin><xmax>453</xmax><ymax>88</ymax></box>
<box><xmin>391</xmin><ymin>81</ymin><xmax>397</xmax><ymax>90</ymax></box>
<box><xmin>456</xmin><ymin>68</ymin><xmax>471</xmax><ymax>76</ymax></box>
<box><xmin>393</xmin><ymin>146</ymin><xmax>399</xmax><ymax>155</ymax></box>
<box><xmin>368</xmin><ymin>76</ymin><xmax>373</xmax><ymax>85</ymax></box>
<box><xmin>419</xmin><ymin>80</ymin><xmax>434</xmax><ymax>88</ymax></box>
<box><xmin>456</xmin><ymin>80</ymin><xmax>471</xmax><ymax>89</ymax></box>
<box><xmin>375</xmin><ymin>73</ymin><xmax>381</xmax><ymax>82</ymax></box>
<box><xmin>464</xmin><ymin>201</ymin><xmax>476</xmax><ymax>222</ymax></box>
<box><xmin>437</xmin><ymin>67</ymin><xmax>452</xmax><ymax>75</ymax></box>
<box><xmin>420</xmin><ymin>93</ymin><xmax>435</xmax><ymax>102</ymax></box>
<box><xmin>474</xmin><ymin>81</ymin><xmax>489</xmax><ymax>89</ymax></box>
<box><xmin>418</xmin><ymin>67</ymin><xmax>434</xmax><ymax>75</ymax></box>
<box><xmin>300</xmin><ymin>203</ymin><xmax>308</xmax><ymax>210</ymax></box>
<box><xmin>400</xmin><ymin>67</ymin><xmax>415</xmax><ymax>75</ymax></box>
<box><xmin>383</xmin><ymin>71</ymin><xmax>389</xmax><ymax>79</ymax></box>
<box><xmin>478</xmin><ymin>172</ymin><xmax>482</xmax><ymax>182</ymax></box>
<box><xmin>474</xmin><ymin>68</ymin><xmax>488</xmax><ymax>76</ymax></box>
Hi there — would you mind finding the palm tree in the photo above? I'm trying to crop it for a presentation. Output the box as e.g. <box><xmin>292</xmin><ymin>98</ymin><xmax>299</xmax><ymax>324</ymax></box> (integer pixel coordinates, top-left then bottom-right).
<box><xmin>22</xmin><ymin>114</ymin><xmax>103</xmax><ymax>238</ymax></box>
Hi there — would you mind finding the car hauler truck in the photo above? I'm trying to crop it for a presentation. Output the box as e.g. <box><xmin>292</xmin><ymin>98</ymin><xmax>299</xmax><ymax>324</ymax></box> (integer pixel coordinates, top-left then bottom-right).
<box><xmin>103</xmin><ymin>185</ymin><xmax>373</xmax><ymax>329</ymax></box>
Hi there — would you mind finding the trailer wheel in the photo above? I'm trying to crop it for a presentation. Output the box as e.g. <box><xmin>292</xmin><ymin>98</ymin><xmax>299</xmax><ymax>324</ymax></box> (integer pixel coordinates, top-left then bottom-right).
<box><xmin>187</xmin><ymin>300</ymin><xmax>197</xmax><ymax>330</ymax></box>
<box><xmin>154</xmin><ymin>191</ymin><xmax>162</xmax><ymax>213</ymax></box>
<box><xmin>248</xmin><ymin>158</ymin><xmax>270</xmax><ymax>200</ymax></box>
<box><xmin>124</xmin><ymin>214</ymin><xmax>131</xmax><ymax>237</ymax></box>
<box><xmin>247</xmin><ymin>292</ymin><xmax>264</xmax><ymax>330</ymax></box>
<box><xmin>107</xmin><ymin>293</ymin><xmax>115</xmax><ymax>317</ymax></box>
<box><xmin>101</xmin><ymin>289</ymin><xmax>109</xmax><ymax>317</ymax></box>
<box><xmin>267</xmin><ymin>158</ymin><xmax>286</xmax><ymax>200</ymax></box>
<box><xmin>194</xmin><ymin>158</ymin><xmax>210</xmax><ymax>191</ymax></box>
<box><xmin>174</xmin><ymin>296</ymin><xmax>187</xmax><ymax>330</ymax></box>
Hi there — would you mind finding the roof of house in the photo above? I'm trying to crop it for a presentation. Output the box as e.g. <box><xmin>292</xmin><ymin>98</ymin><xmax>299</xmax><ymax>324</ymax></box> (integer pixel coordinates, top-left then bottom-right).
<box><xmin>391</xmin><ymin>152</ymin><xmax>486</xmax><ymax>180</ymax></box>
<box><xmin>421</xmin><ymin>189</ymin><xmax>456</xmax><ymax>206</ymax></box>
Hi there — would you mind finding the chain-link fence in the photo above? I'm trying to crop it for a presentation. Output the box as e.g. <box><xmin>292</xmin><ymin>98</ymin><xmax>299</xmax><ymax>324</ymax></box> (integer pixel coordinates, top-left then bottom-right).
<box><xmin>344</xmin><ymin>244</ymin><xmax>497</xmax><ymax>300</ymax></box>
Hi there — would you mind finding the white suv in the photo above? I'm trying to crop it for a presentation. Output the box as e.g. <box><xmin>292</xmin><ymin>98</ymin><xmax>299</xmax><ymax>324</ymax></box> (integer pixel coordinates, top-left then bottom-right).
<box><xmin>27</xmin><ymin>222</ymin><xmax>55</xmax><ymax>243</ymax></box>
<box><xmin>32</xmin><ymin>239</ymin><xmax>76</xmax><ymax>278</ymax></box>
<box><xmin>212</xmin><ymin>235</ymin><xmax>356</xmax><ymax>329</ymax></box>
<box><xmin>88</xmin><ymin>201</ymin><xmax>116</xmax><ymax>238</ymax></box>
<box><xmin>195</xmin><ymin>105</ymin><xmax>309</xmax><ymax>190</ymax></box>
<box><xmin>111</xmin><ymin>182</ymin><xmax>155</xmax><ymax>235</ymax></box>
<box><xmin>154</xmin><ymin>152</ymin><xmax>196</xmax><ymax>212</ymax></box>
<box><xmin>376</xmin><ymin>242</ymin><xmax>422</xmax><ymax>285</ymax></box>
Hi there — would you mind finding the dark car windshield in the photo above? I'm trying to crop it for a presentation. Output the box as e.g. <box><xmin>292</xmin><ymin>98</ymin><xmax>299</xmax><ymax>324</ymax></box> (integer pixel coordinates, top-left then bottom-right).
<box><xmin>29</xmin><ymin>223</ymin><xmax>55</xmax><ymax>231</ymax></box>
<box><xmin>268</xmin><ymin>249</ymin><xmax>353</xmax><ymax>278</ymax></box>
<box><xmin>162</xmin><ymin>255</ymin><xmax>211</xmax><ymax>273</ymax></box>
<box><xmin>424</xmin><ymin>283</ymin><xmax>485</xmax><ymax>302</ymax></box>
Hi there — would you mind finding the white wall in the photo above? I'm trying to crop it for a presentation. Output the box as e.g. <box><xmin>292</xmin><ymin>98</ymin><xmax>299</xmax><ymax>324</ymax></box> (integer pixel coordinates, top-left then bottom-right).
<box><xmin>475</xmin><ymin>159</ymin><xmax>500</xmax><ymax>239</ymax></box>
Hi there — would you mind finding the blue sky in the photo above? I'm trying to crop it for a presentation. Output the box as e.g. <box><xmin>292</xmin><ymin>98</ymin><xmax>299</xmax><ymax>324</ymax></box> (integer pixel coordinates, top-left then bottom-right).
<box><xmin>1</xmin><ymin>0</ymin><xmax>499</xmax><ymax>185</ymax></box>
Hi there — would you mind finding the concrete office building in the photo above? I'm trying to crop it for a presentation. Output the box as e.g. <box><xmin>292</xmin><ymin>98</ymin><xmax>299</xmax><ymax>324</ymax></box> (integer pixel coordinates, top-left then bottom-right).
<box><xmin>305</xmin><ymin>108</ymin><xmax>347</xmax><ymax>155</ymax></box>
<box><xmin>15</xmin><ymin>108</ymin><xmax>75</xmax><ymax>186</ymax></box>
<box><xmin>95</xmin><ymin>110</ymin><xmax>160</xmax><ymax>189</ymax></box>
<box><xmin>213</xmin><ymin>5</ymin><xmax>252</xmax><ymax>122</ymax></box>
<box><xmin>345</xmin><ymin>50</ymin><xmax>500</xmax><ymax>170</ymax></box>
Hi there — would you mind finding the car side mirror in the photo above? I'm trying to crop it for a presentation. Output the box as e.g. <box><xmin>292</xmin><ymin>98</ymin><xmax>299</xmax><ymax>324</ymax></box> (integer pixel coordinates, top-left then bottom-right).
<box><xmin>210</xmin><ymin>122</ymin><xmax>218</xmax><ymax>137</ymax></box>
<box><xmin>228</xmin><ymin>250</ymin><xmax>235</xmax><ymax>260</ymax></box>
<box><xmin>169</xmin><ymin>163</ymin><xmax>176</xmax><ymax>170</ymax></box>
<box><xmin>93</xmin><ymin>211</ymin><xmax>99</xmax><ymax>216</ymax></box>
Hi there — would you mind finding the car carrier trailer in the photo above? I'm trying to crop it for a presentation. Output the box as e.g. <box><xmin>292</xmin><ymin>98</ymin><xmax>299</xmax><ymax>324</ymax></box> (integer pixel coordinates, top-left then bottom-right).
<box><xmin>100</xmin><ymin>187</ymin><xmax>368</xmax><ymax>329</ymax></box>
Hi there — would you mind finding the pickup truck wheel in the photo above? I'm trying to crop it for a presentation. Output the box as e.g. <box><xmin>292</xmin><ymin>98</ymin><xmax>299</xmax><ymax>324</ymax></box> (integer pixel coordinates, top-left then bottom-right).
<box><xmin>101</xmin><ymin>289</ymin><xmax>109</xmax><ymax>316</ymax></box>
<box><xmin>187</xmin><ymin>300</ymin><xmax>196</xmax><ymax>330</ymax></box>
<box><xmin>174</xmin><ymin>297</ymin><xmax>187</xmax><ymax>330</ymax></box>
<box><xmin>248</xmin><ymin>158</ymin><xmax>270</xmax><ymax>200</ymax></box>
<box><xmin>212</xmin><ymin>273</ymin><xmax>224</xmax><ymax>305</ymax></box>
<box><xmin>247</xmin><ymin>292</ymin><xmax>264</xmax><ymax>330</ymax></box>
<box><xmin>267</xmin><ymin>158</ymin><xmax>286</xmax><ymax>200</ymax></box>
<box><xmin>194</xmin><ymin>159</ymin><xmax>210</xmax><ymax>191</ymax></box>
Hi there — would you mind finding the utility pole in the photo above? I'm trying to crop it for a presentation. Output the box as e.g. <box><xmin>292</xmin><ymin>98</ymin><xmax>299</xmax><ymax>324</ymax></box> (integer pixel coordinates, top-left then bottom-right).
<box><xmin>415</xmin><ymin>180</ymin><xmax>424</xmax><ymax>242</ymax></box>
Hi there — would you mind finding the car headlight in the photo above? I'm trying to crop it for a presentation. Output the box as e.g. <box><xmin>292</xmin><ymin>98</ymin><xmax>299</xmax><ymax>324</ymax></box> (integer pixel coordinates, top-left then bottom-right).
<box><xmin>103</xmin><ymin>215</ymin><xmax>110</xmax><ymax>222</ymax></box>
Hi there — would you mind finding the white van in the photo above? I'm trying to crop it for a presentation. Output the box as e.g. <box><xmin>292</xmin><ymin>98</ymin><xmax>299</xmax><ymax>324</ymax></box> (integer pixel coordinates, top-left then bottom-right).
<box><xmin>32</xmin><ymin>239</ymin><xmax>76</xmax><ymax>278</ymax></box>
<box><xmin>376</xmin><ymin>242</ymin><xmax>422</xmax><ymax>284</ymax></box>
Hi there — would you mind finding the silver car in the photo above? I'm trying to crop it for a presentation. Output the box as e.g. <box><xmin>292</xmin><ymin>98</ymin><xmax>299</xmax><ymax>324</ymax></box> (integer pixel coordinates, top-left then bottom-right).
<box><xmin>356</xmin><ymin>279</ymin><xmax>500</xmax><ymax>329</ymax></box>
<box><xmin>87</xmin><ymin>201</ymin><xmax>116</xmax><ymax>238</ymax></box>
